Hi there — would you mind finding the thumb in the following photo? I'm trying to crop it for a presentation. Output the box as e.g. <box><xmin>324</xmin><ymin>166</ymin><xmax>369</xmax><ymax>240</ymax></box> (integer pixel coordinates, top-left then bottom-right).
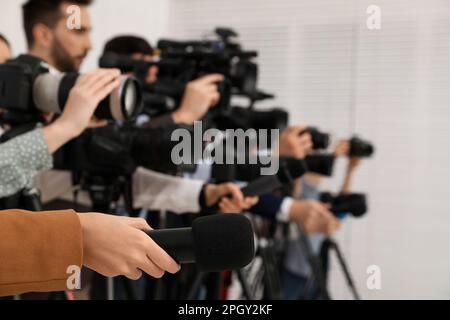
<box><xmin>120</xmin><ymin>217</ymin><xmax>152</xmax><ymax>232</ymax></box>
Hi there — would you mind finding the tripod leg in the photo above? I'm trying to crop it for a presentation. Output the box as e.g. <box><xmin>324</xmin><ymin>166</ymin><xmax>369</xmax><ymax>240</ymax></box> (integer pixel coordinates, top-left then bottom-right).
<box><xmin>236</xmin><ymin>270</ymin><xmax>254</xmax><ymax>300</ymax></box>
<box><xmin>107</xmin><ymin>277</ymin><xmax>114</xmax><ymax>300</ymax></box>
<box><xmin>187</xmin><ymin>272</ymin><xmax>207</xmax><ymax>300</ymax></box>
<box><xmin>205</xmin><ymin>273</ymin><xmax>222</xmax><ymax>300</ymax></box>
<box><xmin>296</xmin><ymin>225</ymin><xmax>330</xmax><ymax>300</ymax></box>
<box><xmin>328</xmin><ymin>240</ymin><xmax>361</xmax><ymax>300</ymax></box>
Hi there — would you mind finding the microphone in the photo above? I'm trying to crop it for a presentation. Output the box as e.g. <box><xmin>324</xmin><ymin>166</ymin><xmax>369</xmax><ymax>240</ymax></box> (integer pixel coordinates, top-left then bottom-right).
<box><xmin>241</xmin><ymin>157</ymin><xmax>307</xmax><ymax>197</ymax></box>
<box><xmin>147</xmin><ymin>214</ymin><xmax>255</xmax><ymax>272</ymax></box>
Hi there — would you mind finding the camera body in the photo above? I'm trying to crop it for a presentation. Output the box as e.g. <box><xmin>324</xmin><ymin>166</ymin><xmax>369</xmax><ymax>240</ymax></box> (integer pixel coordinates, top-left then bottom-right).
<box><xmin>304</xmin><ymin>127</ymin><xmax>330</xmax><ymax>150</ymax></box>
<box><xmin>320</xmin><ymin>192</ymin><xmax>368</xmax><ymax>218</ymax></box>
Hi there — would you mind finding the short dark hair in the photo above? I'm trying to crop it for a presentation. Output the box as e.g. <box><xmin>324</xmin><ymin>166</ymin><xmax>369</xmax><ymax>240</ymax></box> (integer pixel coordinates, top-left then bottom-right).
<box><xmin>103</xmin><ymin>35</ymin><xmax>153</xmax><ymax>56</ymax></box>
<box><xmin>0</xmin><ymin>34</ymin><xmax>10</xmax><ymax>48</ymax></box>
<box><xmin>22</xmin><ymin>0</ymin><xmax>93</xmax><ymax>48</ymax></box>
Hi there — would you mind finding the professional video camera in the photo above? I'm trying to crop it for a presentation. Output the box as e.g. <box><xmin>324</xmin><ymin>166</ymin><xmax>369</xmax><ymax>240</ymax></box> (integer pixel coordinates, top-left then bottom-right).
<box><xmin>0</xmin><ymin>54</ymin><xmax>143</xmax><ymax>126</ymax></box>
<box><xmin>99</xmin><ymin>27</ymin><xmax>260</xmax><ymax>120</ymax></box>
<box><xmin>157</xmin><ymin>27</ymin><xmax>258</xmax><ymax>104</ymax></box>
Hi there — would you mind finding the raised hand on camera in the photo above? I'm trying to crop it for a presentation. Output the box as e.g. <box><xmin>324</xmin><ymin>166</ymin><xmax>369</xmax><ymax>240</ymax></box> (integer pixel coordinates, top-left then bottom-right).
<box><xmin>277</xmin><ymin>125</ymin><xmax>313</xmax><ymax>159</ymax></box>
<box><xmin>334</xmin><ymin>140</ymin><xmax>350</xmax><ymax>158</ymax></box>
<box><xmin>288</xmin><ymin>200</ymin><xmax>341</xmax><ymax>235</ymax></box>
<box><xmin>43</xmin><ymin>68</ymin><xmax>121</xmax><ymax>153</ymax></box>
<box><xmin>172</xmin><ymin>74</ymin><xmax>225</xmax><ymax>125</ymax></box>
<box><xmin>205</xmin><ymin>182</ymin><xmax>259</xmax><ymax>214</ymax></box>
<box><xmin>78</xmin><ymin>213</ymin><xmax>180</xmax><ymax>280</ymax></box>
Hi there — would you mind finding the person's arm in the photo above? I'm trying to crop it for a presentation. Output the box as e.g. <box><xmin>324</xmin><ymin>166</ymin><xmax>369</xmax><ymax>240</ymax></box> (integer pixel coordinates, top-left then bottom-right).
<box><xmin>0</xmin><ymin>209</ymin><xmax>82</xmax><ymax>296</ymax></box>
<box><xmin>0</xmin><ymin>209</ymin><xmax>180</xmax><ymax>297</ymax></box>
<box><xmin>133</xmin><ymin>167</ymin><xmax>205</xmax><ymax>213</ymax></box>
<box><xmin>132</xmin><ymin>167</ymin><xmax>257</xmax><ymax>214</ymax></box>
<box><xmin>0</xmin><ymin>69</ymin><xmax>121</xmax><ymax>199</ymax></box>
<box><xmin>0</xmin><ymin>128</ymin><xmax>53</xmax><ymax>198</ymax></box>
<box><xmin>341</xmin><ymin>157</ymin><xmax>362</xmax><ymax>194</ymax></box>
<box><xmin>249</xmin><ymin>194</ymin><xmax>340</xmax><ymax>235</ymax></box>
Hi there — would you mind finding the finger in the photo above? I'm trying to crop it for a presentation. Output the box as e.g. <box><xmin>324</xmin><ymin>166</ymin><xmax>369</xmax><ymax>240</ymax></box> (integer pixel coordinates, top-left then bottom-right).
<box><xmin>92</xmin><ymin>78</ymin><xmax>121</xmax><ymax>103</ymax></box>
<box><xmin>120</xmin><ymin>217</ymin><xmax>152</xmax><ymax>232</ymax></box>
<box><xmin>125</xmin><ymin>268</ymin><xmax>143</xmax><ymax>281</ymax></box>
<box><xmin>210</xmin><ymin>92</ymin><xmax>221</xmax><ymax>106</ymax></box>
<box><xmin>88</xmin><ymin>71</ymin><xmax>121</xmax><ymax>96</ymax></box>
<box><xmin>242</xmin><ymin>197</ymin><xmax>258</xmax><ymax>209</ymax></box>
<box><xmin>80</xmin><ymin>69</ymin><xmax>119</xmax><ymax>91</ymax></box>
<box><xmin>225</xmin><ymin>183</ymin><xmax>244</xmax><ymax>205</ymax></box>
<box><xmin>87</xmin><ymin>119</ymin><xmax>108</xmax><ymax>129</ymax></box>
<box><xmin>145</xmin><ymin>238</ymin><xmax>180</xmax><ymax>274</ymax></box>
<box><xmin>197</xmin><ymin>74</ymin><xmax>225</xmax><ymax>85</ymax></box>
<box><xmin>140</xmin><ymin>256</ymin><xmax>165</xmax><ymax>279</ymax></box>
<box><xmin>205</xmin><ymin>83</ymin><xmax>221</xmax><ymax>92</ymax></box>
<box><xmin>219</xmin><ymin>198</ymin><xmax>240</xmax><ymax>214</ymax></box>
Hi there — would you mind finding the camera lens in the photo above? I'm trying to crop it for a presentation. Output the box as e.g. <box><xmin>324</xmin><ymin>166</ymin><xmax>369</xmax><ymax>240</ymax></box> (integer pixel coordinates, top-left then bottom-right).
<box><xmin>350</xmin><ymin>137</ymin><xmax>374</xmax><ymax>158</ymax></box>
<box><xmin>107</xmin><ymin>76</ymin><xmax>143</xmax><ymax>121</ymax></box>
<box><xmin>33</xmin><ymin>72</ymin><xmax>143</xmax><ymax>121</ymax></box>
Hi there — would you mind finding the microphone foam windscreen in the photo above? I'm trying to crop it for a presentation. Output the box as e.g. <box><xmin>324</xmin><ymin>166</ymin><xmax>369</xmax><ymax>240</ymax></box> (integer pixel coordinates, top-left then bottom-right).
<box><xmin>192</xmin><ymin>214</ymin><xmax>255</xmax><ymax>272</ymax></box>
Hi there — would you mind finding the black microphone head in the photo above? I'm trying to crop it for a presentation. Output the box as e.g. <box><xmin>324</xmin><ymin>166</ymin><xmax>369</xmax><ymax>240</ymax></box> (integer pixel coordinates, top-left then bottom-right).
<box><xmin>278</xmin><ymin>157</ymin><xmax>308</xmax><ymax>183</ymax></box>
<box><xmin>192</xmin><ymin>214</ymin><xmax>255</xmax><ymax>272</ymax></box>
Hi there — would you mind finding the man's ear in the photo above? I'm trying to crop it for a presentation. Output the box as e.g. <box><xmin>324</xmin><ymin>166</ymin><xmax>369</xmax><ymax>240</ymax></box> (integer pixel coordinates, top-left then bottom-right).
<box><xmin>32</xmin><ymin>23</ymin><xmax>54</xmax><ymax>50</ymax></box>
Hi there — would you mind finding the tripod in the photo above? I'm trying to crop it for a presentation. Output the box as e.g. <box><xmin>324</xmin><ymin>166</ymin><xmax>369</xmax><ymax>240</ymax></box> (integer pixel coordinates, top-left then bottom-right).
<box><xmin>320</xmin><ymin>238</ymin><xmax>361</xmax><ymax>300</ymax></box>
<box><xmin>294</xmin><ymin>224</ymin><xmax>331</xmax><ymax>300</ymax></box>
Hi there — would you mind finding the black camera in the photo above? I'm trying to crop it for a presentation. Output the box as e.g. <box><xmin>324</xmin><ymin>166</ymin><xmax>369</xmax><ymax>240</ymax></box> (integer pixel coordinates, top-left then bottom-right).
<box><xmin>158</xmin><ymin>28</ymin><xmax>258</xmax><ymax>95</ymax></box>
<box><xmin>350</xmin><ymin>136</ymin><xmax>374</xmax><ymax>158</ymax></box>
<box><xmin>303</xmin><ymin>127</ymin><xmax>330</xmax><ymax>150</ymax></box>
<box><xmin>305</xmin><ymin>154</ymin><xmax>335</xmax><ymax>176</ymax></box>
<box><xmin>0</xmin><ymin>54</ymin><xmax>143</xmax><ymax>124</ymax></box>
<box><xmin>320</xmin><ymin>192</ymin><xmax>368</xmax><ymax>218</ymax></box>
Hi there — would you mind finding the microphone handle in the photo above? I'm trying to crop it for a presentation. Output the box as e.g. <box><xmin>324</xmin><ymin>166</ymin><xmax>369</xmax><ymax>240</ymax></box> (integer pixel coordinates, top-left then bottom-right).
<box><xmin>241</xmin><ymin>175</ymin><xmax>282</xmax><ymax>197</ymax></box>
<box><xmin>147</xmin><ymin>228</ymin><xmax>195</xmax><ymax>264</ymax></box>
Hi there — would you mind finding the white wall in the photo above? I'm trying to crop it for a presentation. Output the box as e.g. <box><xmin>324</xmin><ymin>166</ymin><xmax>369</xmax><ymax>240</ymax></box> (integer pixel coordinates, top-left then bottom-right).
<box><xmin>0</xmin><ymin>0</ymin><xmax>170</xmax><ymax>70</ymax></box>
<box><xmin>167</xmin><ymin>0</ymin><xmax>450</xmax><ymax>300</ymax></box>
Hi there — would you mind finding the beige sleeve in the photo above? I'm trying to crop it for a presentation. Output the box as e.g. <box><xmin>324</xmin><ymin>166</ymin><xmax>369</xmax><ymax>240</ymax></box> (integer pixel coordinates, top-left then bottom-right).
<box><xmin>0</xmin><ymin>209</ymin><xmax>83</xmax><ymax>297</ymax></box>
